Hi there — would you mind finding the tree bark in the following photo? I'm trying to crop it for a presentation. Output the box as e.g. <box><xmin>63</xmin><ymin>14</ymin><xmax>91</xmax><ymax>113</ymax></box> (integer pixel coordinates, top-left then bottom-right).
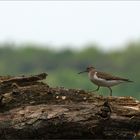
<box><xmin>0</xmin><ymin>73</ymin><xmax>139</xmax><ymax>139</ymax></box>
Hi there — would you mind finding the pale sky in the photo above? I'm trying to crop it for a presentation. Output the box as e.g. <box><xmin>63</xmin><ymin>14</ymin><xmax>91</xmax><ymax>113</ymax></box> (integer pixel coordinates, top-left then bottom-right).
<box><xmin>0</xmin><ymin>1</ymin><xmax>140</xmax><ymax>50</ymax></box>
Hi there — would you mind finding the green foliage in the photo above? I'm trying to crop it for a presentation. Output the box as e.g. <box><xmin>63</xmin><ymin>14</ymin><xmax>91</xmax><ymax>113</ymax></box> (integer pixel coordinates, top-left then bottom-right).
<box><xmin>0</xmin><ymin>42</ymin><xmax>139</xmax><ymax>99</ymax></box>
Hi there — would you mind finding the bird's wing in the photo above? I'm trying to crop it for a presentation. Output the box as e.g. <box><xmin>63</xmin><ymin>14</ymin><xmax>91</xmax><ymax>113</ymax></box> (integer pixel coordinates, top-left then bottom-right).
<box><xmin>96</xmin><ymin>71</ymin><xmax>131</xmax><ymax>82</ymax></box>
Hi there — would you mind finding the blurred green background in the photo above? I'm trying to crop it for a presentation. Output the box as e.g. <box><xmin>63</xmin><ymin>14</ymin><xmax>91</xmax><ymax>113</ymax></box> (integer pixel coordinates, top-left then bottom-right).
<box><xmin>0</xmin><ymin>1</ymin><xmax>140</xmax><ymax>100</ymax></box>
<box><xmin>0</xmin><ymin>42</ymin><xmax>139</xmax><ymax>100</ymax></box>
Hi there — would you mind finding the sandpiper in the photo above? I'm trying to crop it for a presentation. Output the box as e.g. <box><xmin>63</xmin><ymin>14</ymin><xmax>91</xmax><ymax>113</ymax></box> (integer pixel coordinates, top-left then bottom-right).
<box><xmin>78</xmin><ymin>66</ymin><xmax>133</xmax><ymax>96</ymax></box>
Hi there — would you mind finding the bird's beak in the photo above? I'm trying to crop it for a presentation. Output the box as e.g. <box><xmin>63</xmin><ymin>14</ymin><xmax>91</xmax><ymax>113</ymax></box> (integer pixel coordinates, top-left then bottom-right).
<box><xmin>78</xmin><ymin>70</ymin><xmax>87</xmax><ymax>74</ymax></box>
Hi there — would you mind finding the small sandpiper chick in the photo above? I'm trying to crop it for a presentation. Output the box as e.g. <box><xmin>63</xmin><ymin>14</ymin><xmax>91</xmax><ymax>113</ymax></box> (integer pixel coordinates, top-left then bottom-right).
<box><xmin>78</xmin><ymin>66</ymin><xmax>133</xmax><ymax>96</ymax></box>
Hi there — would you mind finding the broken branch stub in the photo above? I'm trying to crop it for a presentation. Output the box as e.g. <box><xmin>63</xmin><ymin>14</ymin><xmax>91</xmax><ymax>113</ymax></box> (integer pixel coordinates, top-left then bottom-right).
<box><xmin>0</xmin><ymin>73</ymin><xmax>48</xmax><ymax>94</ymax></box>
<box><xmin>1</xmin><ymin>73</ymin><xmax>47</xmax><ymax>84</ymax></box>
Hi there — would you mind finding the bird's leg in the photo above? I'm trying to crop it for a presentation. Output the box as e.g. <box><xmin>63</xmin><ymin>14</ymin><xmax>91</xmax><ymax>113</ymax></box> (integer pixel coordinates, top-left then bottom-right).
<box><xmin>108</xmin><ymin>87</ymin><xmax>112</xmax><ymax>96</ymax></box>
<box><xmin>89</xmin><ymin>86</ymin><xmax>100</xmax><ymax>93</ymax></box>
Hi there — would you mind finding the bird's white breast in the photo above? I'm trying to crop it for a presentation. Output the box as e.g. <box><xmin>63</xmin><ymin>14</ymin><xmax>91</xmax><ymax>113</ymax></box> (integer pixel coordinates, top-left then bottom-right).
<box><xmin>89</xmin><ymin>72</ymin><xmax>124</xmax><ymax>87</ymax></box>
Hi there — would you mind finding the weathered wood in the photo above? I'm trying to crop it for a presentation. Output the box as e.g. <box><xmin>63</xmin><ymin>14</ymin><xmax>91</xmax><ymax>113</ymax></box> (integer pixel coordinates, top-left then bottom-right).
<box><xmin>0</xmin><ymin>73</ymin><xmax>47</xmax><ymax>84</ymax></box>
<box><xmin>0</xmin><ymin>73</ymin><xmax>48</xmax><ymax>94</ymax></box>
<box><xmin>0</xmin><ymin>73</ymin><xmax>139</xmax><ymax>139</ymax></box>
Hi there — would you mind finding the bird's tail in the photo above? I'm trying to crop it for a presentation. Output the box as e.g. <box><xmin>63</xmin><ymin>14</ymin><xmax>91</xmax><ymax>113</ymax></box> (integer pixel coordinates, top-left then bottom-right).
<box><xmin>127</xmin><ymin>80</ymin><xmax>134</xmax><ymax>82</ymax></box>
<box><xmin>124</xmin><ymin>79</ymin><xmax>134</xmax><ymax>82</ymax></box>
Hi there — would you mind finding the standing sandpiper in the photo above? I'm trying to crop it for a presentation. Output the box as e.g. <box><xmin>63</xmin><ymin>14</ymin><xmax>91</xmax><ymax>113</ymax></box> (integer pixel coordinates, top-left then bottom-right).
<box><xmin>78</xmin><ymin>66</ymin><xmax>133</xmax><ymax>96</ymax></box>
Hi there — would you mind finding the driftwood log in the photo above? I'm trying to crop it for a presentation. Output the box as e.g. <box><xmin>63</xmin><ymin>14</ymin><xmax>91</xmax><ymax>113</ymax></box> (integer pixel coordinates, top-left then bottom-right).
<box><xmin>0</xmin><ymin>73</ymin><xmax>139</xmax><ymax>139</ymax></box>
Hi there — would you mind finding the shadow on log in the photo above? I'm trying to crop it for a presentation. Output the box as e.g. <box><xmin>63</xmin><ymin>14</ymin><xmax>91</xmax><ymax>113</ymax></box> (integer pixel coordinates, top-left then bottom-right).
<box><xmin>0</xmin><ymin>73</ymin><xmax>139</xmax><ymax>139</ymax></box>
